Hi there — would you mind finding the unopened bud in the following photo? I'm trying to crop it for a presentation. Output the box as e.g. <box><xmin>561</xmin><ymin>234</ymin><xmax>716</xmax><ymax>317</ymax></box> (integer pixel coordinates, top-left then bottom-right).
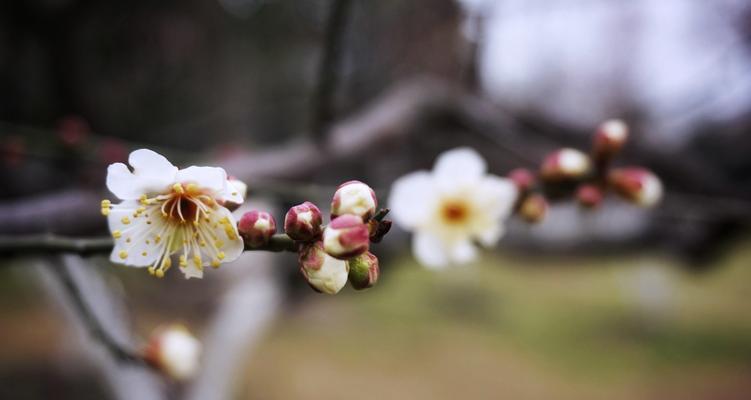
<box><xmin>518</xmin><ymin>193</ymin><xmax>548</xmax><ymax>223</ymax></box>
<box><xmin>143</xmin><ymin>324</ymin><xmax>201</xmax><ymax>381</ymax></box>
<box><xmin>323</xmin><ymin>215</ymin><xmax>370</xmax><ymax>259</ymax></box>
<box><xmin>540</xmin><ymin>148</ymin><xmax>591</xmax><ymax>181</ymax></box>
<box><xmin>238</xmin><ymin>210</ymin><xmax>276</xmax><ymax>247</ymax></box>
<box><xmin>331</xmin><ymin>180</ymin><xmax>378</xmax><ymax>221</ymax></box>
<box><xmin>507</xmin><ymin>168</ymin><xmax>536</xmax><ymax>192</ymax></box>
<box><xmin>576</xmin><ymin>184</ymin><xmax>604</xmax><ymax>209</ymax></box>
<box><xmin>299</xmin><ymin>241</ymin><xmax>349</xmax><ymax>294</ymax></box>
<box><xmin>609</xmin><ymin>167</ymin><xmax>663</xmax><ymax>207</ymax></box>
<box><xmin>347</xmin><ymin>251</ymin><xmax>379</xmax><ymax>290</ymax></box>
<box><xmin>593</xmin><ymin>119</ymin><xmax>629</xmax><ymax>158</ymax></box>
<box><xmin>284</xmin><ymin>201</ymin><xmax>323</xmax><ymax>241</ymax></box>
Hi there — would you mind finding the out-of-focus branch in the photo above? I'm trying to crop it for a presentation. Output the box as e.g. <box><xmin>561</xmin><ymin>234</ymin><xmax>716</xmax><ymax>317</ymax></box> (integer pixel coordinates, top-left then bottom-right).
<box><xmin>0</xmin><ymin>233</ymin><xmax>297</xmax><ymax>258</ymax></box>
<box><xmin>47</xmin><ymin>256</ymin><xmax>144</xmax><ymax>364</ymax></box>
<box><xmin>310</xmin><ymin>0</ymin><xmax>353</xmax><ymax>140</ymax></box>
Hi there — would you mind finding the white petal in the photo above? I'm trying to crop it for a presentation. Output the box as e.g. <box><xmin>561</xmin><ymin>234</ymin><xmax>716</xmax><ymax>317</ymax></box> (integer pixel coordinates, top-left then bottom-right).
<box><xmin>476</xmin><ymin>223</ymin><xmax>504</xmax><ymax>247</ymax></box>
<box><xmin>106</xmin><ymin>150</ymin><xmax>179</xmax><ymax>199</ymax></box>
<box><xmin>182</xmin><ymin>263</ymin><xmax>204</xmax><ymax>280</ymax></box>
<box><xmin>223</xmin><ymin>179</ymin><xmax>246</xmax><ymax>204</ymax></box>
<box><xmin>448</xmin><ymin>239</ymin><xmax>478</xmax><ymax>264</ymax></box>
<box><xmin>388</xmin><ymin>171</ymin><xmax>438</xmax><ymax>230</ymax></box>
<box><xmin>108</xmin><ymin>201</ymin><xmax>163</xmax><ymax>267</ymax></box>
<box><xmin>106</xmin><ymin>163</ymin><xmax>144</xmax><ymax>200</ymax></box>
<box><xmin>175</xmin><ymin>166</ymin><xmax>227</xmax><ymax>193</ymax></box>
<box><xmin>130</xmin><ymin>149</ymin><xmax>177</xmax><ymax>176</ymax></box>
<box><xmin>433</xmin><ymin>147</ymin><xmax>487</xmax><ymax>192</ymax></box>
<box><xmin>412</xmin><ymin>231</ymin><xmax>450</xmax><ymax>269</ymax></box>
<box><xmin>180</xmin><ymin>206</ymin><xmax>244</xmax><ymax>279</ymax></box>
<box><xmin>473</xmin><ymin>175</ymin><xmax>518</xmax><ymax>219</ymax></box>
<box><xmin>129</xmin><ymin>149</ymin><xmax>178</xmax><ymax>189</ymax></box>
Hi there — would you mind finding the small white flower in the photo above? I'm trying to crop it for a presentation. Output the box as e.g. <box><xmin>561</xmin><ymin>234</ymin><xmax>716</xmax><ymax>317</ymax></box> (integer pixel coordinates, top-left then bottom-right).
<box><xmin>102</xmin><ymin>149</ymin><xmax>244</xmax><ymax>279</ymax></box>
<box><xmin>388</xmin><ymin>147</ymin><xmax>517</xmax><ymax>269</ymax></box>
<box><xmin>145</xmin><ymin>325</ymin><xmax>201</xmax><ymax>381</ymax></box>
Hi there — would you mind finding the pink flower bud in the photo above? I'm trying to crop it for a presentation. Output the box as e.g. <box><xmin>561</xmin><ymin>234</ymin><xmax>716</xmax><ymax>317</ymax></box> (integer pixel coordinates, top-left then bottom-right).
<box><xmin>238</xmin><ymin>210</ymin><xmax>277</xmax><ymax>247</ymax></box>
<box><xmin>347</xmin><ymin>251</ymin><xmax>379</xmax><ymax>290</ymax></box>
<box><xmin>143</xmin><ymin>324</ymin><xmax>201</xmax><ymax>381</ymax></box>
<box><xmin>284</xmin><ymin>201</ymin><xmax>323</xmax><ymax>241</ymax></box>
<box><xmin>609</xmin><ymin>167</ymin><xmax>663</xmax><ymax>207</ymax></box>
<box><xmin>331</xmin><ymin>180</ymin><xmax>378</xmax><ymax>220</ymax></box>
<box><xmin>322</xmin><ymin>215</ymin><xmax>370</xmax><ymax>259</ymax></box>
<box><xmin>518</xmin><ymin>193</ymin><xmax>548</xmax><ymax>224</ymax></box>
<box><xmin>576</xmin><ymin>184</ymin><xmax>604</xmax><ymax>209</ymax></box>
<box><xmin>540</xmin><ymin>148</ymin><xmax>591</xmax><ymax>181</ymax></box>
<box><xmin>507</xmin><ymin>168</ymin><xmax>536</xmax><ymax>192</ymax></box>
<box><xmin>593</xmin><ymin>119</ymin><xmax>629</xmax><ymax>158</ymax></box>
<box><xmin>298</xmin><ymin>241</ymin><xmax>349</xmax><ymax>294</ymax></box>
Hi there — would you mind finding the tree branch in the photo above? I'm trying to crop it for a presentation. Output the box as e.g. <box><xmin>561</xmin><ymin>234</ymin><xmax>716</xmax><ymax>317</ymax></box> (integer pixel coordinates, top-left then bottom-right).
<box><xmin>0</xmin><ymin>233</ymin><xmax>297</xmax><ymax>258</ymax></box>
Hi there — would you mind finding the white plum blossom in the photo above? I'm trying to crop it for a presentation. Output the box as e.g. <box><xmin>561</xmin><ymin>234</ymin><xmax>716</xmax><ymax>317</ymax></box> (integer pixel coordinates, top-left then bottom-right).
<box><xmin>388</xmin><ymin>148</ymin><xmax>517</xmax><ymax>268</ymax></box>
<box><xmin>102</xmin><ymin>149</ymin><xmax>244</xmax><ymax>279</ymax></box>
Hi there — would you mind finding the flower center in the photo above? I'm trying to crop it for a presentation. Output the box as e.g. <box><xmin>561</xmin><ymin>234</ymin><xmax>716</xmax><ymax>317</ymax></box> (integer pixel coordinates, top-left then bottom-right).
<box><xmin>440</xmin><ymin>200</ymin><xmax>469</xmax><ymax>224</ymax></box>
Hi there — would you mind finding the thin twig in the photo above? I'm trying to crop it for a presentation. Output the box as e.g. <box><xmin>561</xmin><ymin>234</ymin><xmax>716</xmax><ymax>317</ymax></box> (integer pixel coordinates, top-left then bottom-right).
<box><xmin>0</xmin><ymin>233</ymin><xmax>297</xmax><ymax>258</ymax></box>
<box><xmin>47</xmin><ymin>257</ymin><xmax>144</xmax><ymax>364</ymax></box>
<box><xmin>310</xmin><ymin>0</ymin><xmax>353</xmax><ymax>140</ymax></box>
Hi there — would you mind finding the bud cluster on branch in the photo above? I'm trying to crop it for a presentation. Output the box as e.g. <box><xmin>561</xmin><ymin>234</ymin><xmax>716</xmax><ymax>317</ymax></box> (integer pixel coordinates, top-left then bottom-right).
<box><xmin>509</xmin><ymin>119</ymin><xmax>662</xmax><ymax>223</ymax></box>
<box><xmin>238</xmin><ymin>180</ymin><xmax>389</xmax><ymax>294</ymax></box>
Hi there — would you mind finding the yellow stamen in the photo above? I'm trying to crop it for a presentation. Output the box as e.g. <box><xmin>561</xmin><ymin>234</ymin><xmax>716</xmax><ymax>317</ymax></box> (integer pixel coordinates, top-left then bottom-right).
<box><xmin>119</xmin><ymin>250</ymin><xmax>128</xmax><ymax>260</ymax></box>
<box><xmin>179</xmin><ymin>255</ymin><xmax>187</xmax><ymax>267</ymax></box>
<box><xmin>121</xmin><ymin>216</ymin><xmax>131</xmax><ymax>225</ymax></box>
<box><xmin>217</xmin><ymin>251</ymin><xmax>225</xmax><ymax>260</ymax></box>
<box><xmin>112</xmin><ymin>230</ymin><xmax>122</xmax><ymax>239</ymax></box>
<box><xmin>173</xmin><ymin>183</ymin><xmax>184</xmax><ymax>194</ymax></box>
<box><xmin>155</xmin><ymin>269</ymin><xmax>164</xmax><ymax>278</ymax></box>
<box><xmin>211</xmin><ymin>260</ymin><xmax>221</xmax><ymax>268</ymax></box>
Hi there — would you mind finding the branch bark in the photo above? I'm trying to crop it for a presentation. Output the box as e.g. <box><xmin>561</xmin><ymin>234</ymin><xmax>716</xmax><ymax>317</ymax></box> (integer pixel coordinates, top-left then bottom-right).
<box><xmin>0</xmin><ymin>233</ymin><xmax>297</xmax><ymax>258</ymax></box>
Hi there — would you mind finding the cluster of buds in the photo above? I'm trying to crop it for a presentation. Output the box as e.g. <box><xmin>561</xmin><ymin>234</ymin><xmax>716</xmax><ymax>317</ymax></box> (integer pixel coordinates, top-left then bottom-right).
<box><xmin>237</xmin><ymin>180</ymin><xmax>389</xmax><ymax>294</ymax></box>
<box><xmin>509</xmin><ymin>119</ymin><xmax>663</xmax><ymax>224</ymax></box>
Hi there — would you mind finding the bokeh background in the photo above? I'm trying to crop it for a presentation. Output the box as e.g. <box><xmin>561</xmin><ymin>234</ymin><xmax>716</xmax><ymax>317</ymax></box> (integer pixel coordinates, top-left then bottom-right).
<box><xmin>2</xmin><ymin>0</ymin><xmax>751</xmax><ymax>399</ymax></box>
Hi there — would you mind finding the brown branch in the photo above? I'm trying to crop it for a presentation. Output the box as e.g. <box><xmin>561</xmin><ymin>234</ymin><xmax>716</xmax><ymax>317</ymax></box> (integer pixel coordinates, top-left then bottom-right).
<box><xmin>0</xmin><ymin>233</ymin><xmax>297</xmax><ymax>258</ymax></box>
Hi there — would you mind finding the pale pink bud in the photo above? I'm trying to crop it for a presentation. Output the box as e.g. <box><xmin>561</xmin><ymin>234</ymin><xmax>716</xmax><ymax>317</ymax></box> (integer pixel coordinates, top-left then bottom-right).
<box><xmin>518</xmin><ymin>193</ymin><xmax>548</xmax><ymax>224</ymax></box>
<box><xmin>298</xmin><ymin>241</ymin><xmax>349</xmax><ymax>294</ymax></box>
<box><xmin>507</xmin><ymin>168</ymin><xmax>536</xmax><ymax>192</ymax></box>
<box><xmin>540</xmin><ymin>148</ymin><xmax>591</xmax><ymax>181</ymax></box>
<box><xmin>576</xmin><ymin>184</ymin><xmax>604</xmax><ymax>209</ymax></box>
<box><xmin>347</xmin><ymin>251</ymin><xmax>379</xmax><ymax>290</ymax></box>
<box><xmin>322</xmin><ymin>215</ymin><xmax>370</xmax><ymax>259</ymax></box>
<box><xmin>143</xmin><ymin>324</ymin><xmax>201</xmax><ymax>381</ymax></box>
<box><xmin>238</xmin><ymin>210</ymin><xmax>277</xmax><ymax>247</ymax></box>
<box><xmin>284</xmin><ymin>201</ymin><xmax>323</xmax><ymax>241</ymax></box>
<box><xmin>609</xmin><ymin>167</ymin><xmax>663</xmax><ymax>207</ymax></box>
<box><xmin>331</xmin><ymin>180</ymin><xmax>378</xmax><ymax>221</ymax></box>
<box><xmin>593</xmin><ymin>119</ymin><xmax>629</xmax><ymax>158</ymax></box>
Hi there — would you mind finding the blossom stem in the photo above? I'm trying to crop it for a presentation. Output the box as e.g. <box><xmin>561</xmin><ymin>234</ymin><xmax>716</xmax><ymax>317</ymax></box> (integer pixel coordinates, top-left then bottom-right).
<box><xmin>0</xmin><ymin>234</ymin><xmax>297</xmax><ymax>257</ymax></box>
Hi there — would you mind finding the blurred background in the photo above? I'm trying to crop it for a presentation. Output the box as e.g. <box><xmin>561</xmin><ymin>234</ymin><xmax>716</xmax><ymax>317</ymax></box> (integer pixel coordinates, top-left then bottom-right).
<box><xmin>2</xmin><ymin>0</ymin><xmax>751</xmax><ymax>399</ymax></box>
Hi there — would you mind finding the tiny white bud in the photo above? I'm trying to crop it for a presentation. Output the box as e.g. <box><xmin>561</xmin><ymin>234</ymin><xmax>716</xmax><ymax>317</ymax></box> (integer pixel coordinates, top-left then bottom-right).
<box><xmin>331</xmin><ymin>180</ymin><xmax>378</xmax><ymax>220</ymax></box>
